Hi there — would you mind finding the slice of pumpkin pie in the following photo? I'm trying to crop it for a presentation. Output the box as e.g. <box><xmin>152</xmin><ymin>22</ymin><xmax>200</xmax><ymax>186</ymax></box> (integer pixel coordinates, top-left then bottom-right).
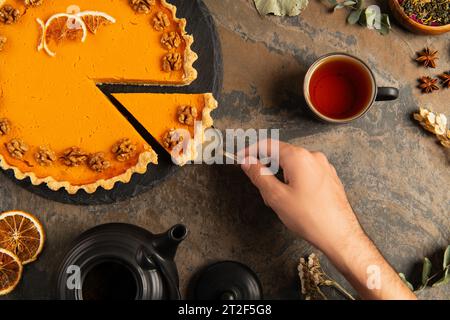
<box><xmin>113</xmin><ymin>93</ymin><xmax>218</xmax><ymax>165</ymax></box>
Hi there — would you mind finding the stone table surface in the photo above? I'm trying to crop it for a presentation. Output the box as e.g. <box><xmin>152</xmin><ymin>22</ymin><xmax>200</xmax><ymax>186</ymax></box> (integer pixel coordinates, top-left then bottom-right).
<box><xmin>1</xmin><ymin>0</ymin><xmax>449</xmax><ymax>300</ymax></box>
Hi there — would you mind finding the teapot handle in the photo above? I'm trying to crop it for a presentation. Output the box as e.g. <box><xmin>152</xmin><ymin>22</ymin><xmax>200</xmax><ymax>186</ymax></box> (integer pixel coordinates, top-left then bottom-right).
<box><xmin>136</xmin><ymin>246</ymin><xmax>181</xmax><ymax>300</ymax></box>
<box><xmin>151</xmin><ymin>252</ymin><xmax>181</xmax><ymax>300</ymax></box>
<box><xmin>136</xmin><ymin>246</ymin><xmax>157</xmax><ymax>270</ymax></box>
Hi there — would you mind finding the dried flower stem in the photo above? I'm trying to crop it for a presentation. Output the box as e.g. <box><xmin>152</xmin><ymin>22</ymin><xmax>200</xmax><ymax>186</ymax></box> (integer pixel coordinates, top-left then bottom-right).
<box><xmin>328</xmin><ymin>278</ymin><xmax>356</xmax><ymax>300</ymax></box>
<box><xmin>298</xmin><ymin>253</ymin><xmax>356</xmax><ymax>300</ymax></box>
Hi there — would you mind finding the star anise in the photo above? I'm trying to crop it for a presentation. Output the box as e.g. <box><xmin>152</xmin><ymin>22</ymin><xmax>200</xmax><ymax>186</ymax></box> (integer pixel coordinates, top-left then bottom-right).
<box><xmin>418</xmin><ymin>76</ymin><xmax>439</xmax><ymax>94</ymax></box>
<box><xmin>415</xmin><ymin>47</ymin><xmax>438</xmax><ymax>68</ymax></box>
<box><xmin>439</xmin><ymin>72</ymin><xmax>450</xmax><ymax>89</ymax></box>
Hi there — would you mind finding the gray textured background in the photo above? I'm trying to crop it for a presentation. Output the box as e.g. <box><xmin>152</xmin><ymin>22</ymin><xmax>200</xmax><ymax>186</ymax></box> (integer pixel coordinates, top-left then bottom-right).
<box><xmin>1</xmin><ymin>0</ymin><xmax>449</xmax><ymax>299</ymax></box>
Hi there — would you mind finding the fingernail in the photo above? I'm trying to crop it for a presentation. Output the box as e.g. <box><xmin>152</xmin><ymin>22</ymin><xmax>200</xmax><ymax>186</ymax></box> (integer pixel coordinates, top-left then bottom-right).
<box><xmin>241</xmin><ymin>156</ymin><xmax>257</xmax><ymax>171</ymax></box>
<box><xmin>241</xmin><ymin>161</ymin><xmax>250</xmax><ymax>171</ymax></box>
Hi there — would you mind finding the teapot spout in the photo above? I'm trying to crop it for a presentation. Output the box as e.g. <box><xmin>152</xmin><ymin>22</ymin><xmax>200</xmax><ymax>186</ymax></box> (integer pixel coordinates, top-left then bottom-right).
<box><xmin>153</xmin><ymin>224</ymin><xmax>188</xmax><ymax>261</ymax></box>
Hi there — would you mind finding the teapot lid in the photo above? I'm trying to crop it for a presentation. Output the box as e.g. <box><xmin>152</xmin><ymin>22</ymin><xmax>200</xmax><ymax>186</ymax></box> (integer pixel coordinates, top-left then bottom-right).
<box><xmin>193</xmin><ymin>261</ymin><xmax>262</xmax><ymax>300</ymax></box>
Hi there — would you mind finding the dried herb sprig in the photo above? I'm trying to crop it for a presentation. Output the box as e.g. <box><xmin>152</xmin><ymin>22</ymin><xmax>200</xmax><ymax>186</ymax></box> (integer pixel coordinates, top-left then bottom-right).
<box><xmin>323</xmin><ymin>0</ymin><xmax>391</xmax><ymax>35</ymax></box>
<box><xmin>253</xmin><ymin>0</ymin><xmax>310</xmax><ymax>16</ymax></box>
<box><xmin>298</xmin><ymin>253</ymin><xmax>356</xmax><ymax>300</ymax></box>
<box><xmin>413</xmin><ymin>107</ymin><xmax>450</xmax><ymax>148</ymax></box>
<box><xmin>400</xmin><ymin>245</ymin><xmax>450</xmax><ymax>292</ymax></box>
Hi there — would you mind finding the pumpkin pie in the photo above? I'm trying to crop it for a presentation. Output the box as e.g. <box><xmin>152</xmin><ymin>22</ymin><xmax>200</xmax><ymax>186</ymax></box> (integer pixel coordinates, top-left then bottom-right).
<box><xmin>113</xmin><ymin>93</ymin><xmax>218</xmax><ymax>164</ymax></box>
<box><xmin>0</xmin><ymin>0</ymin><xmax>217</xmax><ymax>194</ymax></box>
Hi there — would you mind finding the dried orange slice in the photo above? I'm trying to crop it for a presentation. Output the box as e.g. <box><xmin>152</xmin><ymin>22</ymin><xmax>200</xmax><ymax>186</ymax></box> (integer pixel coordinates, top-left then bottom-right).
<box><xmin>77</xmin><ymin>11</ymin><xmax>116</xmax><ymax>34</ymax></box>
<box><xmin>0</xmin><ymin>248</ymin><xmax>23</xmax><ymax>296</ymax></box>
<box><xmin>37</xmin><ymin>8</ymin><xmax>115</xmax><ymax>56</ymax></box>
<box><xmin>43</xmin><ymin>13</ymin><xmax>87</xmax><ymax>57</ymax></box>
<box><xmin>0</xmin><ymin>211</ymin><xmax>45</xmax><ymax>265</ymax></box>
<box><xmin>36</xmin><ymin>18</ymin><xmax>45</xmax><ymax>51</ymax></box>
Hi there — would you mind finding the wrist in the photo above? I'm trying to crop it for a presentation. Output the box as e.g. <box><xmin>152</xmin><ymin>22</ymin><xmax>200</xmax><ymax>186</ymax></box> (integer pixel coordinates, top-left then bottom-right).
<box><xmin>322</xmin><ymin>226</ymin><xmax>370</xmax><ymax>276</ymax></box>
<box><xmin>322</xmin><ymin>229</ymin><xmax>416</xmax><ymax>299</ymax></box>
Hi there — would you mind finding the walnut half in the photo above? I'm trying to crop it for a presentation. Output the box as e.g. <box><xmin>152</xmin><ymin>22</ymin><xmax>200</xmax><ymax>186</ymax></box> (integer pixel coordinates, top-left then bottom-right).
<box><xmin>162</xmin><ymin>53</ymin><xmax>182</xmax><ymax>72</ymax></box>
<box><xmin>61</xmin><ymin>147</ymin><xmax>88</xmax><ymax>167</ymax></box>
<box><xmin>161</xmin><ymin>32</ymin><xmax>181</xmax><ymax>50</ymax></box>
<box><xmin>0</xmin><ymin>5</ymin><xmax>21</xmax><ymax>25</ymax></box>
<box><xmin>112</xmin><ymin>138</ymin><xmax>137</xmax><ymax>162</ymax></box>
<box><xmin>6</xmin><ymin>139</ymin><xmax>28</xmax><ymax>159</ymax></box>
<box><xmin>177</xmin><ymin>106</ymin><xmax>198</xmax><ymax>126</ymax></box>
<box><xmin>153</xmin><ymin>11</ymin><xmax>170</xmax><ymax>31</ymax></box>
<box><xmin>35</xmin><ymin>146</ymin><xmax>56</xmax><ymax>166</ymax></box>
<box><xmin>24</xmin><ymin>0</ymin><xmax>43</xmax><ymax>7</ymax></box>
<box><xmin>130</xmin><ymin>0</ymin><xmax>155</xmax><ymax>14</ymax></box>
<box><xmin>0</xmin><ymin>118</ymin><xmax>11</xmax><ymax>135</ymax></box>
<box><xmin>162</xmin><ymin>129</ymin><xmax>184</xmax><ymax>150</ymax></box>
<box><xmin>88</xmin><ymin>152</ymin><xmax>111</xmax><ymax>172</ymax></box>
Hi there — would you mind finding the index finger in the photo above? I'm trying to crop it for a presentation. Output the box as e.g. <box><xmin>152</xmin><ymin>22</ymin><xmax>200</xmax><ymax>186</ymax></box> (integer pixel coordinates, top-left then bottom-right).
<box><xmin>238</xmin><ymin>139</ymin><xmax>295</xmax><ymax>170</ymax></box>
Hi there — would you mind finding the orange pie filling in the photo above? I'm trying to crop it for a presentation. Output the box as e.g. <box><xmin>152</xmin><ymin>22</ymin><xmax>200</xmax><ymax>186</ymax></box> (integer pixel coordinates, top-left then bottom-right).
<box><xmin>0</xmin><ymin>0</ymin><xmax>216</xmax><ymax>194</ymax></box>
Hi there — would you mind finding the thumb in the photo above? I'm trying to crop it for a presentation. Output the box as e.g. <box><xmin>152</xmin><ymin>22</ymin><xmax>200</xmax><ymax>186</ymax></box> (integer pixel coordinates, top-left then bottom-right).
<box><xmin>241</xmin><ymin>157</ymin><xmax>285</xmax><ymax>198</ymax></box>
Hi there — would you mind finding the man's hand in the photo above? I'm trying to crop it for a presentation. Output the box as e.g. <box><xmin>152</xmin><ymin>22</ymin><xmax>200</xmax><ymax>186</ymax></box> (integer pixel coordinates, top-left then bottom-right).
<box><xmin>241</xmin><ymin>140</ymin><xmax>416</xmax><ymax>300</ymax></box>
<box><xmin>241</xmin><ymin>140</ymin><xmax>361</xmax><ymax>254</ymax></box>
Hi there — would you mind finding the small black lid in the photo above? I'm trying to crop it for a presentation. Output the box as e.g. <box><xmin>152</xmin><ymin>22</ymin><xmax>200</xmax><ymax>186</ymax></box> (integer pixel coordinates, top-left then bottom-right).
<box><xmin>194</xmin><ymin>261</ymin><xmax>262</xmax><ymax>300</ymax></box>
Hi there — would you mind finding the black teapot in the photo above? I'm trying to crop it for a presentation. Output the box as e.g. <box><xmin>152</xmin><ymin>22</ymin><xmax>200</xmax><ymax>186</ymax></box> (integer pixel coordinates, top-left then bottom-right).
<box><xmin>55</xmin><ymin>223</ymin><xmax>188</xmax><ymax>300</ymax></box>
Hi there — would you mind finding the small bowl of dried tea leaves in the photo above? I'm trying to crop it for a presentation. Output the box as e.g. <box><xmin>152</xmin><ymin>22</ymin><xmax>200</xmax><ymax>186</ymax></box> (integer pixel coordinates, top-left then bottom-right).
<box><xmin>389</xmin><ymin>0</ymin><xmax>450</xmax><ymax>35</ymax></box>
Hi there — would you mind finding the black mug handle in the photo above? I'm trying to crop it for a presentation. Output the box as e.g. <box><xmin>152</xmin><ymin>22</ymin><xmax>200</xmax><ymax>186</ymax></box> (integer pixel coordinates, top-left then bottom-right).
<box><xmin>376</xmin><ymin>87</ymin><xmax>399</xmax><ymax>101</ymax></box>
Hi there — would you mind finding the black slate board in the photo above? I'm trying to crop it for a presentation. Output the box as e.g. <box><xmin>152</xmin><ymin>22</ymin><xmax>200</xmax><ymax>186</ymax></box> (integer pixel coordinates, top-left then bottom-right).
<box><xmin>2</xmin><ymin>0</ymin><xmax>223</xmax><ymax>205</ymax></box>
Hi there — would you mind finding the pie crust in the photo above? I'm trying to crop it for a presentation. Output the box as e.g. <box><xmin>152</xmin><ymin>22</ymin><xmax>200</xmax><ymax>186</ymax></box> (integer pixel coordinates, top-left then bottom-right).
<box><xmin>0</xmin><ymin>149</ymin><xmax>158</xmax><ymax>194</ymax></box>
<box><xmin>173</xmin><ymin>93</ymin><xmax>217</xmax><ymax>165</ymax></box>
<box><xmin>161</xmin><ymin>0</ymin><xmax>198</xmax><ymax>85</ymax></box>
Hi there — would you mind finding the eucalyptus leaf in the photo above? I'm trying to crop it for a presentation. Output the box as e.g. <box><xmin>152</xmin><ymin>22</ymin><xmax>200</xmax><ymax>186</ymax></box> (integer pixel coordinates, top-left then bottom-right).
<box><xmin>356</xmin><ymin>0</ymin><xmax>365</xmax><ymax>10</ymax></box>
<box><xmin>358</xmin><ymin>9</ymin><xmax>367</xmax><ymax>26</ymax></box>
<box><xmin>343</xmin><ymin>1</ymin><xmax>356</xmax><ymax>6</ymax></box>
<box><xmin>378</xmin><ymin>13</ymin><xmax>391</xmax><ymax>35</ymax></box>
<box><xmin>421</xmin><ymin>258</ymin><xmax>432</xmax><ymax>285</ymax></box>
<box><xmin>254</xmin><ymin>0</ymin><xmax>309</xmax><ymax>16</ymax></box>
<box><xmin>334</xmin><ymin>3</ymin><xmax>345</xmax><ymax>11</ymax></box>
<box><xmin>364</xmin><ymin>5</ymin><xmax>380</xmax><ymax>29</ymax></box>
<box><xmin>416</xmin><ymin>284</ymin><xmax>426</xmax><ymax>292</ymax></box>
<box><xmin>347</xmin><ymin>9</ymin><xmax>362</xmax><ymax>24</ymax></box>
<box><xmin>321</xmin><ymin>0</ymin><xmax>389</xmax><ymax>35</ymax></box>
<box><xmin>399</xmin><ymin>273</ymin><xmax>414</xmax><ymax>291</ymax></box>
<box><xmin>443</xmin><ymin>245</ymin><xmax>450</xmax><ymax>269</ymax></box>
